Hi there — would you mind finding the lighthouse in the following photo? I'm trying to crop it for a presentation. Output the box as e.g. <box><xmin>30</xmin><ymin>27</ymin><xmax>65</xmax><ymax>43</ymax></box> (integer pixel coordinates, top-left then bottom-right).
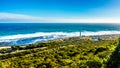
<box><xmin>80</xmin><ymin>31</ymin><xmax>82</xmax><ymax>39</ymax></box>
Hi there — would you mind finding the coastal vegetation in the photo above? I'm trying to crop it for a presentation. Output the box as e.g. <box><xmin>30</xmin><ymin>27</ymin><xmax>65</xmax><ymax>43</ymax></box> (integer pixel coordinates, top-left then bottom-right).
<box><xmin>0</xmin><ymin>37</ymin><xmax>119</xmax><ymax>68</ymax></box>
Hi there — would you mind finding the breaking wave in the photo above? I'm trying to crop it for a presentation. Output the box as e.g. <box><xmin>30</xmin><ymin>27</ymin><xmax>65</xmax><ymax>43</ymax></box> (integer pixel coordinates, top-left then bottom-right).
<box><xmin>0</xmin><ymin>31</ymin><xmax>120</xmax><ymax>45</ymax></box>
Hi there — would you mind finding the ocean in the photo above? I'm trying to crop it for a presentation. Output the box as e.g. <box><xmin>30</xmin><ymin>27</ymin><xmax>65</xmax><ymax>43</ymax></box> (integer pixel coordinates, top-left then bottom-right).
<box><xmin>0</xmin><ymin>23</ymin><xmax>120</xmax><ymax>46</ymax></box>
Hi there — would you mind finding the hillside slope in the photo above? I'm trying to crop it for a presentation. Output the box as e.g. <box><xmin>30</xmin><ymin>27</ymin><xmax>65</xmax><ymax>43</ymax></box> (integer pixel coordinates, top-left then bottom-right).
<box><xmin>0</xmin><ymin>37</ymin><xmax>119</xmax><ymax>68</ymax></box>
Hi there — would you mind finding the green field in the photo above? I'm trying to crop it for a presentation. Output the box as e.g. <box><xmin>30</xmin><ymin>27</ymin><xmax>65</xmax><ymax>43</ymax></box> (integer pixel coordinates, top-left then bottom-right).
<box><xmin>0</xmin><ymin>37</ymin><xmax>120</xmax><ymax>68</ymax></box>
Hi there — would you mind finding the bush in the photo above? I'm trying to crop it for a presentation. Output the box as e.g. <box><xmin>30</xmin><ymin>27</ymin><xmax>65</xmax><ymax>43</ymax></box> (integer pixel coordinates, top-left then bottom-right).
<box><xmin>86</xmin><ymin>60</ymin><xmax>102</xmax><ymax>68</ymax></box>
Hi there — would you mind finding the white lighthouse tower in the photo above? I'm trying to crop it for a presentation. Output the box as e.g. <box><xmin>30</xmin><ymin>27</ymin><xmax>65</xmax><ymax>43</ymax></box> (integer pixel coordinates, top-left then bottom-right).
<box><xmin>80</xmin><ymin>31</ymin><xmax>82</xmax><ymax>39</ymax></box>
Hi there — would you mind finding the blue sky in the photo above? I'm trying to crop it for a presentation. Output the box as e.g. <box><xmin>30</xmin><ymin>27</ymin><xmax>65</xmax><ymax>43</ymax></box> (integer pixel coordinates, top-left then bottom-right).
<box><xmin>0</xmin><ymin>0</ymin><xmax>120</xmax><ymax>23</ymax></box>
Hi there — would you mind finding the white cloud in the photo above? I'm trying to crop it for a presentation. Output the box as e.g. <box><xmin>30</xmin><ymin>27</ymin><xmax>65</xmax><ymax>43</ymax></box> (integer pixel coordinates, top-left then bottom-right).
<box><xmin>0</xmin><ymin>12</ymin><xmax>47</xmax><ymax>22</ymax></box>
<box><xmin>0</xmin><ymin>12</ymin><xmax>120</xmax><ymax>23</ymax></box>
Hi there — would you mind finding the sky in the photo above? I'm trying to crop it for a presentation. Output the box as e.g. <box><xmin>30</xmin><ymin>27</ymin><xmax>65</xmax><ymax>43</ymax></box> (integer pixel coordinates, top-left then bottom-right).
<box><xmin>0</xmin><ymin>0</ymin><xmax>120</xmax><ymax>23</ymax></box>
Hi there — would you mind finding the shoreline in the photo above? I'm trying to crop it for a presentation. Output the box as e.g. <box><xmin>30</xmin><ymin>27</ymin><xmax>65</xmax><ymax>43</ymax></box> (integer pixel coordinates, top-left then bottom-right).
<box><xmin>0</xmin><ymin>34</ymin><xmax>120</xmax><ymax>49</ymax></box>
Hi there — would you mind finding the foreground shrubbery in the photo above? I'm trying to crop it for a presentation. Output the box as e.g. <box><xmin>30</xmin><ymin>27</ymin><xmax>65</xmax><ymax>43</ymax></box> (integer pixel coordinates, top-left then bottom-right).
<box><xmin>0</xmin><ymin>37</ymin><xmax>119</xmax><ymax>68</ymax></box>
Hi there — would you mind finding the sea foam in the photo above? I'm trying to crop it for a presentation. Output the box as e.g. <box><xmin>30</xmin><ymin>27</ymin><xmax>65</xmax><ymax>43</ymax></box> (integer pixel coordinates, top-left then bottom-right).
<box><xmin>0</xmin><ymin>31</ymin><xmax>120</xmax><ymax>45</ymax></box>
